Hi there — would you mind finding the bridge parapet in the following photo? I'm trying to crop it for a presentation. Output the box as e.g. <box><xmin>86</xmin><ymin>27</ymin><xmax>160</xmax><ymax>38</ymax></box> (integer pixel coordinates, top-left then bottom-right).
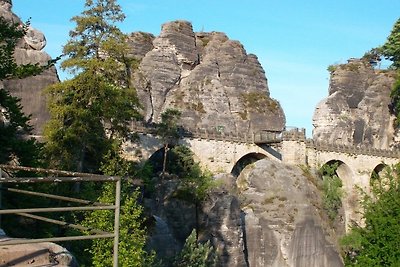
<box><xmin>282</xmin><ymin>127</ymin><xmax>306</xmax><ymax>141</ymax></box>
<box><xmin>129</xmin><ymin>121</ymin><xmax>282</xmax><ymax>144</ymax></box>
<box><xmin>307</xmin><ymin>140</ymin><xmax>400</xmax><ymax>159</ymax></box>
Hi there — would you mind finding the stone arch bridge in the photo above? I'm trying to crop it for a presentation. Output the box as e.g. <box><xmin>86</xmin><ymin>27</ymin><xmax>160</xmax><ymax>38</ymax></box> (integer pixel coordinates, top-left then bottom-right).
<box><xmin>124</xmin><ymin>123</ymin><xmax>282</xmax><ymax>175</ymax></box>
<box><xmin>281</xmin><ymin>130</ymin><xmax>399</xmax><ymax>227</ymax></box>
<box><xmin>126</xmin><ymin>124</ymin><xmax>399</xmax><ymax>179</ymax></box>
<box><xmin>125</xmin><ymin>124</ymin><xmax>400</xmax><ymax>227</ymax></box>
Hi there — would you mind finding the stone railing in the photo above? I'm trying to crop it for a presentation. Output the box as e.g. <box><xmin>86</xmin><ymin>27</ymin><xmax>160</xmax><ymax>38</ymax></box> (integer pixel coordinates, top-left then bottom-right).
<box><xmin>282</xmin><ymin>127</ymin><xmax>306</xmax><ymax>141</ymax></box>
<box><xmin>129</xmin><ymin>121</ymin><xmax>282</xmax><ymax>144</ymax></box>
<box><xmin>306</xmin><ymin>140</ymin><xmax>400</xmax><ymax>159</ymax></box>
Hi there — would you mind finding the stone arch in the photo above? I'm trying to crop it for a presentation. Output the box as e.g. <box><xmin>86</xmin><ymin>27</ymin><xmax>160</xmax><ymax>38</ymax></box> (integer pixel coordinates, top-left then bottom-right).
<box><xmin>147</xmin><ymin>146</ymin><xmax>166</xmax><ymax>173</ymax></box>
<box><xmin>231</xmin><ymin>152</ymin><xmax>267</xmax><ymax>177</ymax></box>
<box><xmin>320</xmin><ymin>159</ymin><xmax>353</xmax><ymax>187</ymax></box>
<box><xmin>320</xmin><ymin>159</ymin><xmax>353</xmax><ymax>233</ymax></box>
<box><xmin>370</xmin><ymin>163</ymin><xmax>387</xmax><ymax>184</ymax></box>
<box><xmin>147</xmin><ymin>144</ymin><xmax>200</xmax><ymax>175</ymax></box>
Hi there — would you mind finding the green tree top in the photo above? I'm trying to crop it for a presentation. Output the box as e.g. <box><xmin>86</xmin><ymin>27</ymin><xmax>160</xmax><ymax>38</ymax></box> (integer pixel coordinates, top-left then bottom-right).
<box><xmin>380</xmin><ymin>18</ymin><xmax>400</xmax><ymax>69</ymax></box>
<box><xmin>62</xmin><ymin>0</ymin><xmax>132</xmax><ymax>84</ymax></box>
<box><xmin>43</xmin><ymin>0</ymin><xmax>141</xmax><ymax>172</ymax></box>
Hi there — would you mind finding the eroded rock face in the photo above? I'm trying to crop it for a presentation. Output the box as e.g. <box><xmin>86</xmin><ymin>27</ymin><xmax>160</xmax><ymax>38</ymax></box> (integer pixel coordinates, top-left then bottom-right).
<box><xmin>201</xmin><ymin>181</ymin><xmax>247</xmax><ymax>267</ymax></box>
<box><xmin>1</xmin><ymin>0</ymin><xmax>59</xmax><ymax>134</ymax></box>
<box><xmin>237</xmin><ymin>159</ymin><xmax>343</xmax><ymax>267</ymax></box>
<box><xmin>130</xmin><ymin>20</ymin><xmax>285</xmax><ymax>134</ymax></box>
<box><xmin>313</xmin><ymin>59</ymin><xmax>398</xmax><ymax>148</ymax></box>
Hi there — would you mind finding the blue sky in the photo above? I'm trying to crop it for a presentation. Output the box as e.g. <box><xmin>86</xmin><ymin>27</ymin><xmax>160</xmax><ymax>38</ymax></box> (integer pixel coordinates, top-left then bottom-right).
<box><xmin>12</xmin><ymin>0</ymin><xmax>400</xmax><ymax>136</ymax></box>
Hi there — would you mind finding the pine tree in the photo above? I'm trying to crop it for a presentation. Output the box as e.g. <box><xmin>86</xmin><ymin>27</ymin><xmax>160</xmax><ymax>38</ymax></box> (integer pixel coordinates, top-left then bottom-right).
<box><xmin>380</xmin><ymin>18</ymin><xmax>400</xmax><ymax>70</ymax></box>
<box><xmin>43</xmin><ymin>0</ymin><xmax>141</xmax><ymax>172</ymax></box>
<box><xmin>156</xmin><ymin>109</ymin><xmax>181</xmax><ymax>176</ymax></box>
<box><xmin>174</xmin><ymin>229</ymin><xmax>216</xmax><ymax>267</ymax></box>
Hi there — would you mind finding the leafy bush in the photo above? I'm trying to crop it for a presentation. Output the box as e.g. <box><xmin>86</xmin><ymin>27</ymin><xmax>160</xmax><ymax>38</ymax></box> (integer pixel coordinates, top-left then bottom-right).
<box><xmin>341</xmin><ymin>164</ymin><xmax>400</xmax><ymax>266</ymax></box>
<box><xmin>319</xmin><ymin>162</ymin><xmax>343</xmax><ymax>221</ymax></box>
<box><xmin>173</xmin><ymin>229</ymin><xmax>216</xmax><ymax>267</ymax></box>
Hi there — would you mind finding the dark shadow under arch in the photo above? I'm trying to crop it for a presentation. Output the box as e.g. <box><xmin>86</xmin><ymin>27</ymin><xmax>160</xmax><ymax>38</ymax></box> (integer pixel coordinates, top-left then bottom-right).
<box><xmin>370</xmin><ymin>163</ymin><xmax>388</xmax><ymax>186</ymax></box>
<box><xmin>231</xmin><ymin>153</ymin><xmax>267</xmax><ymax>177</ymax></box>
<box><xmin>320</xmin><ymin>159</ymin><xmax>349</xmax><ymax>235</ymax></box>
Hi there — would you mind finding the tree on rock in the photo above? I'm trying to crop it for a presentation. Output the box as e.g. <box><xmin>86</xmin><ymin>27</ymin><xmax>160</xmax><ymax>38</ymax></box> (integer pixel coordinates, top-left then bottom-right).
<box><xmin>379</xmin><ymin>18</ymin><xmax>400</xmax><ymax>124</ymax></box>
<box><xmin>380</xmin><ymin>18</ymin><xmax>400</xmax><ymax>69</ymax></box>
<box><xmin>156</xmin><ymin>108</ymin><xmax>182</xmax><ymax>176</ymax></box>
<box><xmin>174</xmin><ymin>229</ymin><xmax>216</xmax><ymax>267</ymax></box>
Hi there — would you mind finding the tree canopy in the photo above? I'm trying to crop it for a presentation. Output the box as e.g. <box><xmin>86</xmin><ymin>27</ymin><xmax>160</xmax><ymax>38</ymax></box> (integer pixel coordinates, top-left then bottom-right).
<box><xmin>43</xmin><ymin>0</ymin><xmax>141</xmax><ymax>173</ymax></box>
<box><xmin>380</xmin><ymin>18</ymin><xmax>400</xmax><ymax>70</ymax></box>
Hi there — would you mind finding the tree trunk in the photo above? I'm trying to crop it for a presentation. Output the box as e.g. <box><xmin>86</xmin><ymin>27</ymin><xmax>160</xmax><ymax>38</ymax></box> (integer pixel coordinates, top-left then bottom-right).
<box><xmin>195</xmin><ymin>201</ymin><xmax>199</xmax><ymax>241</ymax></box>
<box><xmin>162</xmin><ymin>143</ymin><xmax>168</xmax><ymax>178</ymax></box>
<box><xmin>73</xmin><ymin>148</ymin><xmax>85</xmax><ymax>193</ymax></box>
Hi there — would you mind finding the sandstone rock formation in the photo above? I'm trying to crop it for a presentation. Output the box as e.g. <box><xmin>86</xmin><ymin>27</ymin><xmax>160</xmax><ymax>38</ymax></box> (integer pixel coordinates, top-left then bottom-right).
<box><xmin>0</xmin><ymin>0</ymin><xmax>59</xmax><ymax>134</ymax></box>
<box><xmin>129</xmin><ymin>20</ymin><xmax>285</xmax><ymax>135</ymax></box>
<box><xmin>237</xmin><ymin>159</ymin><xmax>343</xmax><ymax>267</ymax></box>
<box><xmin>146</xmin><ymin>160</ymin><xmax>344</xmax><ymax>267</ymax></box>
<box><xmin>0</xmin><ymin>232</ymin><xmax>78</xmax><ymax>266</ymax></box>
<box><xmin>313</xmin><ymin>59</ymin><xmax>398</xmax><ymax>149</ymax></box>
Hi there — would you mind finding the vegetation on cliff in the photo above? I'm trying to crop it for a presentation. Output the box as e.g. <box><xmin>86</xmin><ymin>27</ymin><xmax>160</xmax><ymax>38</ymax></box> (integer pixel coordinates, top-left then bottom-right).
<box><xmin>0</xmin><ymin>17</ymin><xmax>50</xmax><ymax>166</ymax></box>
<box><xmin>40</xmin><ymin>0</ymin><xmax>150</xmax><ymax>265</ymax></box>
<box><xmin>173</xmin><ymin>229</ymin><xmax>216</xmax><ymax>267</ymax></box>
<box><xmin>341</xmin><ymin>164</ymin><xmax>400</xmax><ymax>266</ymax></box>
<box><xmin>319</xmin><ymin>162</ymin><xmax>343</xmax><ymax>222</ymax></box>
<box><xmin>377</xmin><ymin>18</ymin><xmax>400</xmax><ymax>125</ymax></box>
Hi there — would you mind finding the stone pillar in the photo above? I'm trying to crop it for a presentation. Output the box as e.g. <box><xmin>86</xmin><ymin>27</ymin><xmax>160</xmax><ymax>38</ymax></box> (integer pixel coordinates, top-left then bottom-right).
<box><xmin>281</xmin><ymin>140</ymin><xmax>307</xmax><ymax>165</ymax></box>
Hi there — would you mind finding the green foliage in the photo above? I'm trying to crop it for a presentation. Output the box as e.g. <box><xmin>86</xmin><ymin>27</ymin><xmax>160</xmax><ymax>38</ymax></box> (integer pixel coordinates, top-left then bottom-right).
<box><xmin>84</xmin><ymin>185</ymin><xmax>154</xmax><ymax>267</ymax></box>
<box><xmin>0</xmin><ymin>89</ymin><xmax>41</xmax><ymax>166</ymax></box>
<box><xmin>241</xmin><ymin>92</ymin><xmax>279</xmax><ymax>112</ymax></box>
<box><xmin>380</xmin><ymin>18</ymin><xmax>400</xmax><ymax>70</ymax></box>
<box><xmin>390</xmin><ymin>74</ymin><xmax>400</xmax><ymax>125</ymax></box>
<box><xmin>156</xmin><ymin>108</ymin><xmax>181</xmax><ymax>175</ymax></box>
<box><xmin>0</xmin><ymin>17</ymin><xmax>57</xmax><ymax>80</ymax></box>
<box><xmin>0</xmin><ymin>17</ymin><xmax>55</xmax><ymax>166</ymax></box>
<box><xmin>170</xmin><ymin>146</ymin><xmax>215</xmax><ymax>205</ymax></box>
<box><xmin>341</xmin><ymin>165</ymin><xmax>400</xmax><ymax>266</ymax></box>
<box><xmin>379</xmin><ymin>18</ymin><xmax>400</xmax><ymax>125</ymax></box>
<box><xmin>43</xmin><ymin>0</ymin><xmax>141</xmax><ymax>173</ymax></box>
<box><xmin>327</xmin><ymin>64</ymin><xmax>338</xmax><ymax>73</ymax></box>
<box><xmin>156</xmin><ymin>108</ymin><xmax>182</xmax><ymax>145</ymax></box>
<box><xmin>319</xmin><ymin>162</ymin><xmax>343</xmax><ymax>221</ymax></box>
<box><xmin>173</xmin><ymin>229</ymin><xmax>216</xmax><ymax>267</ymax></box>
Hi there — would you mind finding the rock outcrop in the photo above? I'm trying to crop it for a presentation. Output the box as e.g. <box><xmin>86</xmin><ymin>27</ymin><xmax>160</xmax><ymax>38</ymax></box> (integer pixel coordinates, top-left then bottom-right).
<box><xmin>0</xmin><ymin>0</ymin><xmax>59</xmax><ymax>134</ymax></box>
<box><xmin>145</xmin><ymin>160</ymin><xmax>344</xmax><ymax>267</ymax></box>
<box><xmin>313</xmin><ymin>59</ymin><xmax>398</xmax><ymax>149</ymax></box>
<box><xmin>0</xmin><ymin>231</ymin><xmax>78</xmax><ymax>266</ymax></box>
<box><xmin>129</xmin><ymin>20</ymin><xmax>285</xmax><ymax>134</ymax></box>
<box><xmin>237</xmin><ymin>159</ymin><xmax>343</xmax><ymax>267</ymax></box>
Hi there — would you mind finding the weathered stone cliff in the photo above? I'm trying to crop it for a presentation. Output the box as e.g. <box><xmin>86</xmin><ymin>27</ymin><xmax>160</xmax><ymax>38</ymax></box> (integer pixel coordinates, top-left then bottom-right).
<box><xmin>237</xmin><ymin>159</ymin><xmax>343</xmax><ymax>267</ymax></box>
<box><xmin>313</xmin><ymin>59</ymin><xmax>398</xmax><ymax>149</ymax></box>
<box><xmin>0</xmin><ymin>0</ymin><xmax>59</xmax><ymax>134</ymax></box>
<box><xmin>146</xmin><ymin>160</ymin><xmax>344</xmax><ymax>267</ymax></box>
<box><xmin>129</xmin><ymin>20</ymin><xmax>285</xmax><ymax>134</ymax></box>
